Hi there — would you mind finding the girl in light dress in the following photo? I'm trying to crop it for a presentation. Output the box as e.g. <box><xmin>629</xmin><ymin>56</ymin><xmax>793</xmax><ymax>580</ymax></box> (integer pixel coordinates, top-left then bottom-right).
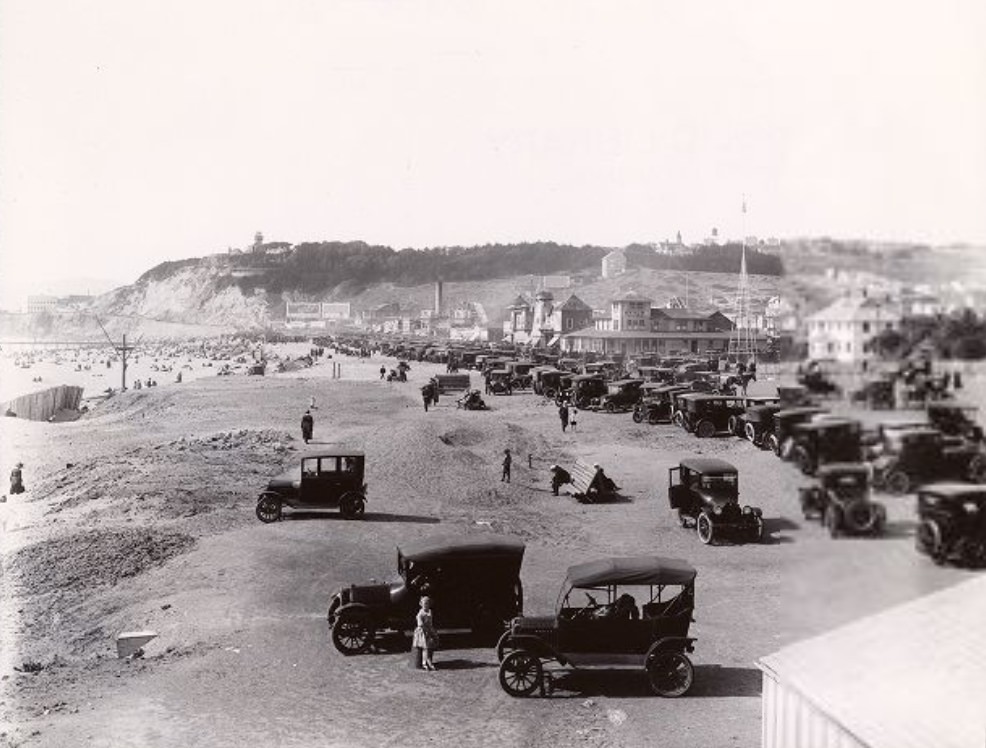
<box><xmin>413</xmin><ymin>596</ymin><xmax>439</xmax><ymax>670</ymax></box>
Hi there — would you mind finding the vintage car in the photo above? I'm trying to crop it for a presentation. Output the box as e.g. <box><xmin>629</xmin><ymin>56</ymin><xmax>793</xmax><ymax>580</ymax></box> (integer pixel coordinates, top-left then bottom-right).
<box><xmin>506</xmin><ymin>360</ymin><xmax>535</xmax><ymax>390</ymax></box>
<box><xmin>328</xmin><ymin>534</ymin><xmax>526</xmax><ymax>654</ymax></box>
<box><xmin>456</xmin><ymin>389</ymin><xmax>489</xmax><ymax>410</ymax></box>
<box><xmin>531</xmin><ymin>366</ymin><xmax>560</xmax><ymax>395</ymax></box>
<box><xmin>594</xmin><ymin>379</ymin><xmax>645</xmax><ymax>413</ymax></box>
<box><xmin>556</xmin><ymin>358</ymin><xmax>582</xmax><ymax>373</ymax></box>
<box><xmin>740</xmin><ymin>403</ymin><xmax>783</xmax><ymax>447</ymax></box>
<box><xmin>926</xmin><ymin>402</ymin><xmax>984</xmax><ymax>443</ymax></box>
<box><xmin>768</xmin><ymin>406</ymin><xmax>829</xmax><ymax>457</ymax></box>
<box><xmin>850</xmin><ymin>375</ymin><xmax>896</xmax><ymax>409</ymax></box>
<box><xmin>632</xmin><ymin>384</ymin><xmax>690</xmax><ymax>424</ymax></box>
<box><xmin>496</xmin><ymin>556</ymin><xmax>698</xmax><ymax>698</ymax></box>
<box><xmin>564</xmin><ymin>374</ymin><xmax>608</xmax><ymax>408</ymax></box>
<box><xmin>870</xmin><ymin>427</ymin><xmax>986</xmax><ymax>495</ymax></box>
<box><xmin>776</xmin><ymin>384</ymin><xmax>812</xmax><ymax>407</ymax></box>
<box><xmin>487</xmin><ymin>369</ymin><xmax>514</xmax><ymax>395</ymax></box>
<box><xmin>797</xmin><ymin>363</ymin><xmax>841</xmax><ymax>396</ymax></box>
<box><xmin>673</xmin><ymin>362</ymin><xmax>714</xmax><ymax>385</ymax></box>
<box><xmin>798</xmin><ymin>463</ymin><xmax>886</xmax><ymax>537</ymax></box>
<box><xmin>584</xmin><ymin>360</ymin><xmax>622</xmax><ymax>380</ymax></box>
<box><xmin>727</xmin><ymin>396</ymin><xmax>780</xmax><ymax>436</ymax></box>
<box><xmin>670</xmin><ymin>391</ymin><xmax>705</xmax><ymax>427</ymax></box>
<box><xmin>256</xmin><ymin>450</ymin><xmax>367</xmax><ymax>522</ymax></box>
<box><xmin>539</xmin><ymin>370</ymin><xmax>573</xmax><ymax>400</ymax></box>
<box><xmin>788</xmin><ymin>418</ymin><xmax>864</xmax><ymax>476</ymax></box>
<box><xmin>668</xmin><ymin>458</ymin><xmax>764</xmax><ymax>544</ymax></box>
<box><xmin>680</xmin><ymin>395</ymin><xmax>746</xmax><ymax>438</ymax></box>
<box><xmin>915</xmin><ymin>483</ymin><xmax>986</xmax><ymax>567</ymax></box>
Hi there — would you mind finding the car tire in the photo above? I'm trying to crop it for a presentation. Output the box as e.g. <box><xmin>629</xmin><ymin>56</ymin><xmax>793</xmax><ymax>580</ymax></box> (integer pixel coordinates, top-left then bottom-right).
<box><xmin>499</xmin><ymin>650</ymin><xmax>542</xmax><ymax>697</ymax></box>
<box><xmin>793</xmin><ymin>446</ymin><xmax>815</xmax><ymax>476</ymax></box>
<box><xmin>632</xmin><ymin>410</ymin><xmax>644</xmax><ymax>424</ymax></box>
<box><xmin>916</xmin><ymin>519</ymin><xmax>944</xmax><ymax>563</ymax></box>
<box><xmin>885</xmin><ymin>470</ymin><xmax>911</xmax><ymax>496</ymax></box>
<box><xmin>672</xmin><ymin>412</ymin><xmax>683</xmax><ymax>427</ymax></box>
<box><xmin>744</xmin><ymin>422</ymin><xmax>758</xmax><ymax>444</ymax></box>
<box><xmin>340</xmin><ymin>492</ymin><xmax>366</xmax><ymax>520</ymax></box>
<box><xmin>727</xmin><ymin>415</ymin><xmax>739</xmax><ymax>436</ymax></box>
<box><xmin>604</xmin><ymin>402</ymin><xmax>616</xmax><ymax>413</ymax></box>
<box><xmin>331</xmin><ymin>612</ymin><xmax>375</xmax><ymax>655</ymax></box>
<box><xmin>843</xmin><ymin>499</ymin><xmax>880</xmax><ymax>534</ymax></box>
<box><xmin>696</xmin><ymin>512</ymin><xmax>715</xmax><ymax>545</ymax></box>
<box><xmin>696</xmin><ymin>420</ymin><xmax>716</xmax><ymax>439</ymax></box>
<box><xmin>646</xmin><ymin>651</ymin><xmax>694</xmax><ymax>698</ymax></box>
<box><xmin>824</xmin><ymin>504</ymin><xmax>842</xmax><ymax>538</ymax></box>
<box><xmin>766</xmin><ymin>434</ymin><xmax>781</xmax><ymax>456</ymax></box>
<box><xmin>495</xmin><ymin>630</ymin><xmax>514</xmax><ymax>663</ymax></box>
<box><xmin>255</xmin><ymin>493</ymin><xmax>282</xmax><ymax>524</ymax></box>
<box><xmin>648</xmin><ymin>411</ymin><xmax>662</xmax><ymax>426</ymax></box>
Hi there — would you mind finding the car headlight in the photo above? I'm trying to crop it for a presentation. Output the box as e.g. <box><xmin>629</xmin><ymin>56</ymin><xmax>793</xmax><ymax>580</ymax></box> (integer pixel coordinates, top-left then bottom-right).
<box><xmin>963</xmin><ymin>502</ymin><xmax>980</xmax><ymax>514</ymax></box>
<box><xmin>742</xmin><ymin>506</ymin><xmax>752</xmax><ymax>515</ymax></box>
<box><xmin>713</xmin><ymin>505</ymin><xmax>722</xmax><ymax>516</ymax></box>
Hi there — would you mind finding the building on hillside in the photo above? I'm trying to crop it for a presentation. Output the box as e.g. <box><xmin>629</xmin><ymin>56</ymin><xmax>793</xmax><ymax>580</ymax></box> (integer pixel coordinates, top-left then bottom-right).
<box><xmin>560</xmin><ymin>294</ymin><xmax>762</xmax><ymax>356</ymax></box>
<box><xmin>758</xmin><ymin>574</ymin><xmax>986</xmax><ymax>748</ymax></box>
<box><xmin>360</xmin><ymin>302</ymin><xmax>401</xmax><ymax>322</ymax></box>
<box><xmin>540</xmin><ymin>274</ymin><xmax>571</xmax><ymax>290</ymax></box>
<box><xmin>900</xmin><ymin>289</ymin><xmax>944</xmax><ymax>317</ymax></box>
<box><xmin>320</xmin><ymin>302</ymin><xmax>351</xmax><ymax>320</ymax></box>
<box><xmin>503</xmin><ymin>292</ymin><xmax>594</xmax><ymax>346</ymax></box>
<box><xmin>503</xmin><ymin>295</ymin><xmax>534</xmax><ymax>342</ymax></box>
<box><xmin>601</xmin><ymin>250</ymin><xmax>627</xmax><ymax>279</ymax></box>
<box><xmin>552</xmin><ymin>294</ymin><xmax>594</xmax><ymax>336</ymax></box>
<box><xmin>805</xmin><ymin>292</ymin><xmax>901</xmax><ymax>363</ymax></box>
<box><xmin>27</xmin><ymin>295</ymin><xmax>58</xmax><ymax>314</ymax></box>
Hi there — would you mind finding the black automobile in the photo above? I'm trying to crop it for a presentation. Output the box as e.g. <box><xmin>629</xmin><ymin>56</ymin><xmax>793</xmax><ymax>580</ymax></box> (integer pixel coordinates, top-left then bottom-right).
<box><xmin>496</xmin><ymin>556</ymin><xmax>698</xmax><ymax>698</ymax></box>
<box><xmin>916</xmin><ymin>483</ymin><xmax>986</xmax><ymax>567</ymax></box>
<box><xmin>798</xmin><ymin>463</ymin><xmax>886</xmax><ymax>537</ymax></box>
<box><xmin>668</xmin><ymin>458</ymin><xmax>764</xmax><ymax>544</ymax></box>
<box><xmin>256</xmin><ymin>450</ymin><xmax>367</xmax><ymax>522</ymax></box>
<box><xmin>595</xmin><ymin>379</ymin><xmax>645</xmax><ymax>413</ymax></box>
<box><xmin>870</xmin><ymin>427</ymin><xmax>986</xmax><ymax>495</ymax></box>
<box><xmin>680</xmin><ymin>395</ymin><xmax>746</xmax><ymax>438</ymax></box>
<box><xmin>565</xmin><ymin>374</ymin><xmax>607</xmax><ymax>408</ymax></box>
<box><xmin>768</xmin><ymin>406</ymin><xmax>829</xmax><ymax>457</ymax></box>
<box><xmin>327</xmin><ymin>534</ymin><xmax>526</xmax><ymax>654</ymax></box>
<box><xmin>632</xmin><ymin>384</ymin><xmax>689</xmax><ymax>424</ymax></box>
<box><xmin>926</xmin><ymin>402</ymin><xmax>984</xmax><ymax>443</ymax></box>
<box><xmin>487</xmin><ymin>369</ymin><xmax>514</xmax><ymax>395</ymax></box>
<box><xmin>788</xmin><ymin>418</ymin><xmax>864</xmax><ymax>476</ymax></box>
<box><xmin>740</xmin><ymin>403</ymin><xmax>782</xmax><ymax>447</ymax></box>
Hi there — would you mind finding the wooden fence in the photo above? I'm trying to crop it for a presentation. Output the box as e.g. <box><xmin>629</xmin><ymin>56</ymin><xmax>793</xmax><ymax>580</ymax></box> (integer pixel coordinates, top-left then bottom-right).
<box><xmin>2</xmin><ymin>385</ymin><xmax>84</xmax><ymax>422</ymax></box>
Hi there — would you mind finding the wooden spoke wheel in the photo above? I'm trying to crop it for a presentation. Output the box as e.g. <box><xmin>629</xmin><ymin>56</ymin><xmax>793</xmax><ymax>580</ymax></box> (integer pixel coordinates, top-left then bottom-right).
<box><xmin>255</xmin><ymin>493</ymin><xmax>282</xmax><ymax>524</ymax></box>
<box><xmin>498</xmin><ymin>650</ymin><xmax>543</xmax><ymax>697</ymax></box>
<box><xmin>885</xmin><ymin>470</ymin><xmax>911</xmax><ymax>496</ymax></box>
<box><xmin>916</xmin><ymin>519</ymin><xmax>944</xmax><ymax>563</ymax></box>
<box><xmin>331</xmin><ymin>613</ymin><xmax>375</xmax><ymax>655</ymax></box>
<box><xmin>339</xmin><ymin>492</ymin><xmax>366</xmax><ymax>520</ymax></box>
<box><xmin>646</xmin><ymin>651</ymin><xmax>694</xmax><ymax>697</ymax></box>
<box><xmin>696</xmin><ymin>512</ymin><xmax>715</xmax><ymax>545</ymax></box>
<box><xmin>824</xmin><ymin>504</ymin><xmax>842</xmax><ymax>538</ymax></box>
<box><xmin>696</xmin><ymin>420</ymin><xmax>716</xmax><ymax>439</ymax></box>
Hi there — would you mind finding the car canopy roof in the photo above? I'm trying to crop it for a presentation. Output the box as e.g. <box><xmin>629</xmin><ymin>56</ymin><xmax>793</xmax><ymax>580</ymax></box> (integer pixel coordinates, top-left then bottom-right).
<box><xmin>610</xmin><ymin>378</ymin><xmax>644</xmax><ymax>387</ymax></box>
<box><xmin>775</xmin><ymin>406</ymin><xmax>827</xmax><ymax>419</ymax></box>
<box><xmin>792</xmin><ymin>418</ymin><xmax>860</xmax><ymax>432</ymax></box>
<box><xmin>680</xmin><ymin>457</ymin><xmax>737</xmax><ymax>474</ymax></box>
<box><xmin>816</xmin><ymin>462</ymin><xmax>870</xmax><ymax>478</ymax></box>
<box><xmin>928</xmin><ymin>402</ymin><xmax>978</xmax><ymax>411</ymax></box>
<box><xmin>398</xmin><ymin>533</ymin><xmax>526</xmax><ymax>565</ymax></box>
<box><xmin>571</xmin><ymin>373</ymin><xmax>603</xmax><ymax>381</ymax></box>
<box><xmin>302</xmin><ymin>448</ymin><xmax>365</xmax><ymax>458</ymax></box>
<box><xmin>918</xmin><ymin>483</ymin><xmax>986</xmax><ymax>501</ymax></box>
<box><xmin>566</xmin><ymin>556</ymin><xmax>697</xmax><ymax>588</ymax></box>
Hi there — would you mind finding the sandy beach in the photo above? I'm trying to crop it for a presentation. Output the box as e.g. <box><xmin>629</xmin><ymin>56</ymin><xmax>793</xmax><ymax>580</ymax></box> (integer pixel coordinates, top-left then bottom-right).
<box><xmin>1</xmin><ymin>350</ymin><xmax>983</xmax><ymax>748</ymax></box>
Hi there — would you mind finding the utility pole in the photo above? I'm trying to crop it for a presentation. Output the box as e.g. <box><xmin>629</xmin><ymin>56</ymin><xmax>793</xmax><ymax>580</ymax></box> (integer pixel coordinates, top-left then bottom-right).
<box><xmin>95</xmin><ymin>317</ymin><xmax>138</xmax><ymax>392</ymax></box>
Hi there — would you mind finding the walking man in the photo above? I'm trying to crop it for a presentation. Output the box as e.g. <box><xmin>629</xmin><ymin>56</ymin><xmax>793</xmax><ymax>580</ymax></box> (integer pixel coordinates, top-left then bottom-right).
<box><xmin>422</xmin><ymin>383</ymin><xmax>432</xmax><ymax>412</ymax></box>
<box><xmin>301</xmin><ymin>410</ymin><xmax>314</xmax><ymax>444</ymax></box>
<box><xmin>501</xmin><ymin>449</ymin><xmax>512</xmax><ymax>483</ymax></box>
<box><xmin>380</xmin><ymin>365</ymin><xmax>386</xmax><ymax>380</ymax></box>
<box><xmin>558</xmin><ymin>403</ymin><xmax>570</xmax><ymax>432</ymax></box>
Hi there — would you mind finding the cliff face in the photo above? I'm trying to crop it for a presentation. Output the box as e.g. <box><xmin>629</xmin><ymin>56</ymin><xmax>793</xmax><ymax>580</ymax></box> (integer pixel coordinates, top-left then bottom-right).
<box><xmin>94</xmin><ymin>258</ymin><xmax>270</xmax><ymax>330</ymax></box>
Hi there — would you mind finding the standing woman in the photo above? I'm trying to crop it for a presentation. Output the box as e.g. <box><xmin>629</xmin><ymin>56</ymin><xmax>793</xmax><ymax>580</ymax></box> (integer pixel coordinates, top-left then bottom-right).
<box><xmin>413</xmin><ymin>596</ymin><xmax>439</xmax><ymax>670</ymax></box>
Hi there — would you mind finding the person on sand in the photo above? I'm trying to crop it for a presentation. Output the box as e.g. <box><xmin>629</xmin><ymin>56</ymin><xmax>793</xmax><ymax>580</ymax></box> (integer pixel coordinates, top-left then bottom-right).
<box><xmin>422</xmin><ymin>383</ymin><xmax>432</xmax><ymax>412</ymax></box>
<box><xmin>558</xmin><ymin>403</ymin><xmax>569</xmax><ymax>432</ymax></box>
<box><xmin>310</xmin><ymin>395</ymin><xmax>317</xmax><ymax>410</ymax></box>
<box><xmin>10</xmin><ymin>462</ymin><xmax>25</xmax><ymax>494</ymax></box>
<box><xmin>549</xmin><ymin>464</ymin><xmax>572</xmax><ymax>496</ymax></box>
<box><xmin>569</xmin><ymin>408</ymin><xmax>578</xmax><ymax>432</ymax></box>
<box><xmin>413</xmin><ymin>596</ymin><xmax>439</xmax><ymax>670</ymax></box>
<box><xmin>501</xmin><ymin>449</ymin><xmax>512</xmax><ymax>483</ymax></box>
<box><xmin>301</xmin><ymin>410</ymin><xmax>314</xmax><ymax>444</ymax></box>
<box><xmin>380</xmin><ymin>365</ymin><xmax>386</xmax><ymax>380</ymax></box>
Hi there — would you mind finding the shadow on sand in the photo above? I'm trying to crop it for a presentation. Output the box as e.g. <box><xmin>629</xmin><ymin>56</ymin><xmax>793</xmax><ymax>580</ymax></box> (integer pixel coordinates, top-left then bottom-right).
<box><xmin>542</xmin><ymin>664</ymin><xmax>762</xmax><ymax>699</ymax></box>
<box><xmin>284</xmin><ymin>511</ymin><xmax>440</xmax><ymax>524</ymax></box>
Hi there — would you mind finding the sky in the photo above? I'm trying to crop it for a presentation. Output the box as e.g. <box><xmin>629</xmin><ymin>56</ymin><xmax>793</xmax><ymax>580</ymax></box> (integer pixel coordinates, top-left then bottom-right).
<box><xmin>1</xmin><ymin>0</ymin><xmax>985</xmax><ymax>308</ymax></box>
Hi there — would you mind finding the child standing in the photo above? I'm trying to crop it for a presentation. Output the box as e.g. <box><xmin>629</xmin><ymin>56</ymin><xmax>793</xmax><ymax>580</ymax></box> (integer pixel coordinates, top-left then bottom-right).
<box><xmin>570</xmin><ymin>408</ymin><xmax>578</xmax><ymax>432</ymax></box>
<box><xmin>413</xmin><ymin>597</ymin><xmax>439</xmax><ymax>670</ymax></box>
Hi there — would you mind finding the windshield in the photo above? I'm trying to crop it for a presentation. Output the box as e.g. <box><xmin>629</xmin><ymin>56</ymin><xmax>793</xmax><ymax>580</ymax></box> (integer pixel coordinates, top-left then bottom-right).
<box><xmin>696</xmin><ymin>474</ymin><xmax>737</xmax><ymax>496</ymax></box>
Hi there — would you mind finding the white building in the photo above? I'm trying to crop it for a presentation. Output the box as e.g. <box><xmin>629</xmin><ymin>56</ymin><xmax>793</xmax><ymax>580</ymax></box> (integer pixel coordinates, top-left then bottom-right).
<box><xmin>601</xmin><ymin>250</ymin><xmax>627</xmax><ymax>279</ymax></box>
<box><xmin>805</xmin><ymin>292</ymin><xmax>901</xmax><ymax>362</ymax></box>
<box><xmin>320</xmin><ymin>302</ymin><xmax>351</xmax><ymax>320</ymax></box>
<box><xmin>758</xmin><ymin>574</ymin><xmax>986</xmax><ymax>748</ymax></box>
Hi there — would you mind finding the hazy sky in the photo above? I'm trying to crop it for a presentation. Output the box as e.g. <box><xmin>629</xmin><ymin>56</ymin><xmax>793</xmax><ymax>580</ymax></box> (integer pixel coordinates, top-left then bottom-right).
<box><xmin>1</xmin><ymin>0</ymin><xmax>984</xmax><ymax>306</ymax></box>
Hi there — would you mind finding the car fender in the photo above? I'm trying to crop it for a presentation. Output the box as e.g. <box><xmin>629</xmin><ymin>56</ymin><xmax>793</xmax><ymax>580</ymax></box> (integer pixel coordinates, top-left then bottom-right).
<box><xmin>504</xmin><ymin>634</ymin><xmax>568</xmax><ymax>665</ymax></box>
<box><xmin>333</xmin><ymin>602</ymin><xmax>377</xmax><ymax>626</ymax></box>
<box><xmin>646</xmin><ymin>637</ymin><xmax>697</xmax><ymax>658</ymax></box>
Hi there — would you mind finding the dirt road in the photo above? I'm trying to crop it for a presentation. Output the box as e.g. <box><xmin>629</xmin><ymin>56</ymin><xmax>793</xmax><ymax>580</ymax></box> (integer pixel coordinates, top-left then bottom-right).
<box><xmin>1</xmin><ymin>355</ymin><xmax>979</xmax><ymax>748</ymax></box>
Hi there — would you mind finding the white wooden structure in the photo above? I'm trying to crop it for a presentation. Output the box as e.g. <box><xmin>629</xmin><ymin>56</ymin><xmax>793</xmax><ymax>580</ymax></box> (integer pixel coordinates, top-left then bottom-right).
<box><xmin>757</xmin><ymin>575</ymin><xmax>986</xmax><ymax>748</ymax></box>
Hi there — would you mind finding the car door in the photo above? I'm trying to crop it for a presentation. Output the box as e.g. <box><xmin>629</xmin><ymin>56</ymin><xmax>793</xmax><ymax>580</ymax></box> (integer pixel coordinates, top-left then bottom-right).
<box><xmin>300</xmin><ymin>456</ymin><xmax>339</xmax><ymax>505</ymax></box>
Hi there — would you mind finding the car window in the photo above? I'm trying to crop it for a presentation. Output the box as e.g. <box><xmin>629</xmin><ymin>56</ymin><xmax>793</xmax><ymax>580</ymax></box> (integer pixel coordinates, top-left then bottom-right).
<box><xmin>701</xmin><ymin>475</ymin><xmax>737</xmax><ymax>492</ymax></box>
<box><xmin>302</xmin><ymin>458</ymin><xmax>318</xmax><ymax>476</ymax></box>
<box><xmin>319</xmin><ymin>457</ymin><xmax>340</xmax><ymax>474</ymax></box>
<box><xmin>342</xmin><ymin>457</ymin><xmax>359</xmax><ymax>472</ymax></box>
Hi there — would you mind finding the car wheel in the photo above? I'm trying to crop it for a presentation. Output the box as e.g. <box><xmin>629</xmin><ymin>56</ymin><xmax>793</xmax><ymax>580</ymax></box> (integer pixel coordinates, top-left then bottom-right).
<box><xmin>750</xmin><ymin>513</ymin><xmax>765</xmax><ymax>543</ymax></box>
<box><xmin>766</xmin><ymin>434</ymin><xmax>781</xmax><ymax>456</ymax></box>
<box><xmin>340</xmin><ymin>492</ymin><xmax>366</xmax><ymax>520</ymax></box>
<box><xmin>885</xmin><ymin>470</ymin><xmax>911</xmax><ymax>496</ymax></box>
<box><xmin>963</xmin><ymin>539</ymin><xmax>986</xmax><ymax>568</ymax></box>
<box><xmin>967</xmin><ymin>454</ymin><xmax>986</xmax><ymax>483</ymax></box>
<box><xmin>916</xmin><ymin>519</ymin><xmax>944</xmax><ymax>563</ymax></box>
<box><xmin>544</xmin><ymin>388</ymin><xmax>556</xmax><ymax>399</ymax></box>
<box><xmin>331</xmin><ymin>612</ymin><xmax>375</xmax><ymax>655</ymax></box>
<box><xmin>696</xmin><ymin>420</ymin><xmax>716</xmax><ymax>439</ymax></box>
<box><xmin>499</xmin><ymin>650</ymin><xmax>542</xmax><ymax>697</ymax></box>
<box><xmin>495</xmin><ymin>630</ymin><xmax>514</xmax><ymax>663</ymax></box>
<box><xmin>843</xmin><ymin>500</ymin><xmax>880</xmax><ymax>534</ymax></box>
<box><xmin>696</xmin><ymin>512</ymin><xmax>715</xmax><ymax>545</ymax></box>
<box><xmin>604</xmin><ymin>402</ymin><xmax>616</xmax><ymax>413</ymax></box>
<box><xmin>255</xmin><ymin>493</ymin><xmax>282</xmax><ymax>523</ymax></box>
<box><xmin>824</xmin><ymin>504</ymin><xmax>842</xmax><ymax>538</ymax></box>
<box><xmin>646</xmin><ymin>651</ymin><xmax>694</xmax><ymax>698</ymax></box>
<box><xmin>793</xmin><ymin>447</ymin><xmax>815</xmax><ymax>476</ymax></box>
<box><xmin>727</xmin><ymin>415</ymin><xmax>739</xmax><ymax>435</ymax></box>
<box><xmin>744</xmin><ymin>422</ymin><xmax>758</xmax><ymax>444</ymax></box>
<box><xmin>632</xmin><ymin>409</ymin><xmax>644</xmax><ymax>424</ymax></box>
<box><xmin>780</xmin><ymin>438</ymin><xmax>796</xmax><ymax>460</ymax></box>
<box><xmin>327</xmin><ymin>596</ymin><xmax>341</xmax><ymax>626</ymax></box>
<box><xmin>648</xmin><ymin>411</ymin><xmax>662</xmax><ymax>425</ymax></box>
<box><xmin>672</xmin><ymin>412</ymin><xmax>683</xmax><ymax>427</ymax></box>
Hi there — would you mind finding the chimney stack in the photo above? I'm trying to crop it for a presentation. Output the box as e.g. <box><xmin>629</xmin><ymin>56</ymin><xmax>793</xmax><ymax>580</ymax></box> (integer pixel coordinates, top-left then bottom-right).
<box><xmin>435</xmin><ymin>280</ymin><xmax>443</xmax><ymax>315</ymax></box>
